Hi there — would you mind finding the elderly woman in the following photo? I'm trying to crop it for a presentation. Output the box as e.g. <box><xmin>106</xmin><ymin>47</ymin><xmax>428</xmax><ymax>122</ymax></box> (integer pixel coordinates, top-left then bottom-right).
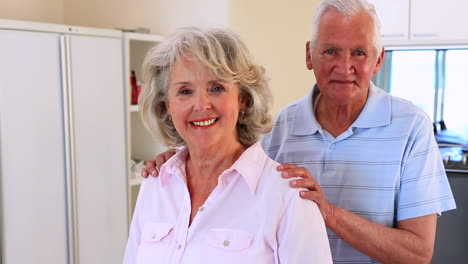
<box><xmin>123</xmin><ymin>27</ymin><xmax>332</xmax><ymax>264</ymax></box>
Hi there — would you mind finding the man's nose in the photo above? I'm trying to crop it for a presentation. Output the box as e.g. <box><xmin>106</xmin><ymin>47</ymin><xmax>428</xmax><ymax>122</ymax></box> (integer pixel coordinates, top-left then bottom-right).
<box><xmin>334</xmin><ymin>53</ymin><xmax>355</xmax><ymax>75</ymax></box>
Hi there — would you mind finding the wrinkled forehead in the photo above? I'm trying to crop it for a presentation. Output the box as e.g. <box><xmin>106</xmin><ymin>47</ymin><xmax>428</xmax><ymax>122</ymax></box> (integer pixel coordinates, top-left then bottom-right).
<box><xmin>315</xmin><ymin>9</ymin><xmax>377</xmax><ymax>51</ymax></box>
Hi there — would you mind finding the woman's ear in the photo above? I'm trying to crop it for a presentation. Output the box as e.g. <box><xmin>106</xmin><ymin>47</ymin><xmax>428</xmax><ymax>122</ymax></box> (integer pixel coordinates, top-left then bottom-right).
<box><xmin>165</xmin><ymin>101</ymin><xmax>171</xmax><ymax>118</ymax></box>
<box><xmin>239</xmin><ymin>91</ymin><xmax>249</xmax><ymax>111</ymax></box>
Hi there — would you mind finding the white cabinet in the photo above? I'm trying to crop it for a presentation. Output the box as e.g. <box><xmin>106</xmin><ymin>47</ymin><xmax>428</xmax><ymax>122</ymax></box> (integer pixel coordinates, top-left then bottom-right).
<box><xmin>411</xmin><ymin>0</ymin><xmax>468</xmax><ymax>42</ymax></box>
<box><xmin>0</xmin><ymin>20</ymin><xmax>127</xmax><ymax>264</ymax></box>
<box><xmin>123</xmin><ymin>32</ymin><xmax>167</xmax><ymax>222</ymax></box>
<box><xmin>372</xmin><ymin>0</ymin><xmax>468</xmax><ymax>46</ymax></box>
<box><xmin>69</xmin><ymin>34</ymin><xmax>128</xmax><ymax>264</ymax></box>
<box><xmin>372</xmin><ymin>0</ymin><xmax>410</xmax><ymax>41</ymax></box>
<box><xmin>0</xmin><ymin>29</ymin><xmax>69</xmax><ymax>264</ymax></box>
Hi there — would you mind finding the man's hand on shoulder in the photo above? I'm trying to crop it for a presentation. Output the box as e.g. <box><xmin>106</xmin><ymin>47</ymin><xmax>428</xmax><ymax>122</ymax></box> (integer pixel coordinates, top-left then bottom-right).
<box><xmin>277</xmin><ymin>163</ymin><xmax>336</xmax><ymax>225</ymax></box>
<box><xmin>141</xmin><ymin>148</ymin><xmax>179</xmax><ymax>178</ymax></box>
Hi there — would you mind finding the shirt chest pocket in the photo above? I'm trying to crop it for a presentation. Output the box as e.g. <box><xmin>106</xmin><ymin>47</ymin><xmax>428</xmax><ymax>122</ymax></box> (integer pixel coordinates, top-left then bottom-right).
<box><xmin>198</xmin><ymin>228</ymin><xmax>275</xmax><ymax>263</ymax></box>
<box><xmin>205</xmin><ymin>228</ymin><xmax>253</xmax><ymax>251</ymax></box>
<box><xmin>136</xmin><ymin>222</ymin><xmax>174</xmax><ymax>264</ymax></box>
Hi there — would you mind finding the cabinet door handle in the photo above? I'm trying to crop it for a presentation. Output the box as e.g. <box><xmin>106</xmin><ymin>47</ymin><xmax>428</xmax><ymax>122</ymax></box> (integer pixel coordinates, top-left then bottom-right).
<box><xmin>413</xmin><ymin>33</ymin><xmax>438</xmax><ymax>38</ymax></box>
<box><xmin>381</xmin><ymin>34</ymin><xmax>405</xmax><ymax>38</ymax></box>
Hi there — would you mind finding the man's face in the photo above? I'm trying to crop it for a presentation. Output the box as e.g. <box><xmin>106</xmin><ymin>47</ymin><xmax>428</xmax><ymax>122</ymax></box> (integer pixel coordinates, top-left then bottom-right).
<box><xmin>306</xmin><ymin>9</ymin><xmax>384</xmax><ymax>106</ymax></box>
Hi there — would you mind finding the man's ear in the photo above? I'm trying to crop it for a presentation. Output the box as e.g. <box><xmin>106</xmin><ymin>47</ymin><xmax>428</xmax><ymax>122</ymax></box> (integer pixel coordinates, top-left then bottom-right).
<box><xmin>373</xmin><ymin>47</ymin><xmax>385</xmax><ymax>74</ymax></box>
<box><xmin>306</xmin><ymin>41</ymin><xmax>313</xmax><ymax>70</ymax></box>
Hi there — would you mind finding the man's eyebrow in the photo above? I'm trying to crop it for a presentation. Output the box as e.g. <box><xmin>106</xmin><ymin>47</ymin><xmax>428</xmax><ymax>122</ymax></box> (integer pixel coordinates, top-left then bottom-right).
<box><xmin>321</xmin><ymin>44</ymin><xmax>340</xmax><ymax>50</ymax></box>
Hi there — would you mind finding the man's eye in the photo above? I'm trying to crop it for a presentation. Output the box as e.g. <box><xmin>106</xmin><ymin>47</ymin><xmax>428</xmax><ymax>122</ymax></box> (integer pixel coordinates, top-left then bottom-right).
<box><xmin>325</xmin><ymin>49</ymin><xmax>335</xmax><ymax>55</ymax></box>
<box><xmin>355</xmin><ymin>50</ymin><xmax>365</xmax><ymax>56</ymax></box>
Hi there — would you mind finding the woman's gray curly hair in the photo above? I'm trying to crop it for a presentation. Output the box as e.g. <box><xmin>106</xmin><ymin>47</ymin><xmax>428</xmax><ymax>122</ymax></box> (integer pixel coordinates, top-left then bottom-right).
<box><xmin>139</xmin><ymin>27</ymin><xmax>273</xmax><ymax>147</ymax></box>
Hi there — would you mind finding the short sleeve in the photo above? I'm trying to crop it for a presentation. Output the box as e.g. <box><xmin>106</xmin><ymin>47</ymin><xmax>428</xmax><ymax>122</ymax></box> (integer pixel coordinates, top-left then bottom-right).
<box><xmin>396</xmin><ymin>118</ymin><xmax>456</xmax><ymax>221</ymax></box>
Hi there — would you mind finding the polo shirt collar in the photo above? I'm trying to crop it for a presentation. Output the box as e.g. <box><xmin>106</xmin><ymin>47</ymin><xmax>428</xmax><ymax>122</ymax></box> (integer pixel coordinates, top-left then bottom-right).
<box><xmin>291</xmin><ymin>85</ymin><xmax>320</xmax><ymax>136</ymax></box>
<box><xmin>353</xmin><ymin>82</ymin><xmax>391</xmax><ymax>128</ymax></box>
<box><xmin>291</xmin><ymin>82</ymin><xmax>391</xmax><ymax>135</ymax></box>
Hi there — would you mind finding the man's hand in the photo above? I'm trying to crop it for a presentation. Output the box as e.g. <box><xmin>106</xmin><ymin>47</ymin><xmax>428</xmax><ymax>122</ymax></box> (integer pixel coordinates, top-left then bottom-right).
<box><xmin>277</xmin><ymin>163</ymin><xmax>336</xmax><ymax>225</ymax></box>
<box><xmin>141</xmin><ymin>149</ymin><xmax>178</xmax><ymax>178</ymax></box>
<box><xmin>277</xmin><ymin>164</ymin><xmax>437</xmax><ymax>264</ymax></box>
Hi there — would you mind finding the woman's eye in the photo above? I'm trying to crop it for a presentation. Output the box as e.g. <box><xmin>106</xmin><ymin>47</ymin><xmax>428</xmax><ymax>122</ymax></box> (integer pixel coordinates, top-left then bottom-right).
<box><xmin>179</xmin><ymin>89</ymin><xmax>191</xmax><ymax>95</ymax></box>
<box><xmin>211</xmin><ymin>85</ymin><xmax>225</xmax><ymax>92</ymax></box>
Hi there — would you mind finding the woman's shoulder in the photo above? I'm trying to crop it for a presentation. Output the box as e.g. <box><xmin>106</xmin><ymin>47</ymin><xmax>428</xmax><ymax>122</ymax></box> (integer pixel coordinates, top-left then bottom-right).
<box><xmin>137</xmin><ymin>176</ymin><xmax>163</xmax><ymax>200</ymax></box>
<box><xmin>256</xmin><ymin>155</ymin><xmax>300</xmax><ymax>203</ymax></box>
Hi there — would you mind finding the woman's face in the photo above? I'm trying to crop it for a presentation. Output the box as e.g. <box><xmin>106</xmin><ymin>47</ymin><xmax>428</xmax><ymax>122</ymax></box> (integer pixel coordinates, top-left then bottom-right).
<box><xmin>166</xmin><ymin>55</ymin><xmax>245</xmax><ymax>149</ymax></box>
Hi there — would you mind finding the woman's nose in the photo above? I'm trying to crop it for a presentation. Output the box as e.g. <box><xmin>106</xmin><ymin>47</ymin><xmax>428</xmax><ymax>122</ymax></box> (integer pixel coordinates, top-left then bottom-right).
<box><xmin>194</xmin><ymin>91</ymin><xmax>212</xmax><ymax>111</ymax></box>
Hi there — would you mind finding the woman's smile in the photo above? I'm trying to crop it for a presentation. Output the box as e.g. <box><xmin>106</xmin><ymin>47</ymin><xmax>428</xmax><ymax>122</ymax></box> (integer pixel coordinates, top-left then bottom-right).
<box><xmin>190</xmin><ymin>118</ymin><xmax>218</xmax><ymax>128</ymax></box>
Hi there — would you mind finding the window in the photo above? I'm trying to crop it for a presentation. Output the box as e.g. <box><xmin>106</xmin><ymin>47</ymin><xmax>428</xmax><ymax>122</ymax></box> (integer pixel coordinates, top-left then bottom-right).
<box><xmin>389</xmin><ymin>50</ymin><xmax>436</xmax><ymax>121</ymax></box>
<box><xmin>445</xmin><ymin>50</ymin><xmax>468</xmax><ymax>128</ymax></box>
<box><xmin>373</xmin><ymin>48</ymin><xmax>468</xmax><ymax>130</ymax></box>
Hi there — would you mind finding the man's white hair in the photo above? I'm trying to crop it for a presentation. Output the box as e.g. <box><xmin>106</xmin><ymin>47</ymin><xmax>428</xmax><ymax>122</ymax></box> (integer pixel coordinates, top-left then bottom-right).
<box><xmin>310</xmin><ymin>0</ymin><xmax>382</xmax><ymax>55</ymax></box>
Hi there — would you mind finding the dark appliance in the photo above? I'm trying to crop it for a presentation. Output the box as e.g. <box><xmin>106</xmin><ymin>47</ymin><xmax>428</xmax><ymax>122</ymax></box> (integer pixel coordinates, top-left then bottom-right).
<box><xmin>432</xmin><ymin>138</ymin><xmax>468</xmax><ymax>263</ymax></box>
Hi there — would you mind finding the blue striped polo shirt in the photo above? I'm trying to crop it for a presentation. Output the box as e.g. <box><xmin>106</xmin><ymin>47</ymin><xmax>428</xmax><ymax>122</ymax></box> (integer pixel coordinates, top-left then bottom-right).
<box><xmin>261</xmin><ymin>83</ymin><xmax>456</xmax><ymax>263</ymax></box>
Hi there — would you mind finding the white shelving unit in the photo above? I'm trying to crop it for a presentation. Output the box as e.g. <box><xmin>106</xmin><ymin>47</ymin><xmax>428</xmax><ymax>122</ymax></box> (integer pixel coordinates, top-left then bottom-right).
<box><xmin>123</xmin><ymin>32</ymin><xmax>167</xmax><ymax>222</ymax></box>
<box><xmin>129</xmin><ymin>104</ymin><xmax>139</xmax><ymax>112</ymax></box>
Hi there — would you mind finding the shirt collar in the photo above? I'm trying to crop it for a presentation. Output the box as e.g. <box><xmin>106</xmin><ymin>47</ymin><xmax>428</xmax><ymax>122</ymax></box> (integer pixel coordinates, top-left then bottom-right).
<box><xmin>291</xmin><ymin>85</ymin><xmax>320</xmax><ymax>136</ymax></box>
<box><xmin>353</xmin><ymin>82</ymin><xmax>391</xmax><ymax>128</ymax></box>
<box><xmin>159</xmin><ymin>142</ymin><xmax>267</xmax><ymax>195</ymax></box>
<box><xmin>229</xmin><ymin>142</ymin><xmax>267</xmax><ymax>194</ymax></box>
<box><xmin>291</xmin><ymin>82</ymin><xmax>391</xmax><ymax>135</ymax></box>
<box><xmin>159</xmin><ymin>147</ymin><xmax>189</xmax><ymax>188</ymax></box>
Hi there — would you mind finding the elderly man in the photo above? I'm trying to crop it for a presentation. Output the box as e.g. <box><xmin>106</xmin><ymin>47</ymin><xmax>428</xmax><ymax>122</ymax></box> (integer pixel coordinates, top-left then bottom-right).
<box><xmin>142</xmin><ymin>0</ymin><xmax>456</xmax><ymax>263</ymax></box>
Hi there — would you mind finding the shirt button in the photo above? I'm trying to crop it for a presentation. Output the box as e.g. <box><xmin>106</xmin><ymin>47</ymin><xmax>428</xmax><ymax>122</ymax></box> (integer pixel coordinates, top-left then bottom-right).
<box><xmin>177</xmin><ymin>244</ymin><xmax>182</xmax><ymax>250</ymax></box>
<box><xmin>198</xmin><ymin>206</ymin><xmax>204</xmax><ymax>212</ymax></box>
<box><xmin>223</xmin><ymin>240</ymin><xmax>230</xmax><ymax>247</ymax></box>
<box><xmin>329</xmin><ymin>143</ymin><xmax>335</xmax><ymax>149</ymax></box>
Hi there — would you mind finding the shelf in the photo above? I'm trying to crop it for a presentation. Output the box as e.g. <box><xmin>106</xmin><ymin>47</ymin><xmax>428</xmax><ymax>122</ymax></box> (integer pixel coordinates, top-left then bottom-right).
<box><xmin>129</xmin><ymin>104</ymin><xmax>139</xmax><ymax>112</ymax></box>
<box><xmin>129</xmin><ymin>175</ymin><xmax>143</xmax><ymax>186</ymax></box>
<box><xmin>124</xmin><ymin>31</ymin><xmax>165</xmax><ymax>225</ymax></box>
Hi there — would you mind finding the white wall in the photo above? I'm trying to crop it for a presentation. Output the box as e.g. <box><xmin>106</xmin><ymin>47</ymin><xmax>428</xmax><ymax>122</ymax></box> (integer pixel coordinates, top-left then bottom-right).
<box><xmin>63</xmin><ymin>0</ymin><xmax>228</xmax><ymax>35</ymax></box>
<box><xmin>62</xmin><ymin>0</ymin><xmax>162</xmax><ymax>33</ymax></box>
<box><xmin>0</xmin><ymin>0</ymin><xmax>64</xmax><ymax>23</ymax></box>
<box><xmin>229</xmin><ymin>0</ymin><xmax>319</xmax><ymax>114</ymax></box>
<box><xmin>157</xmin><ymin>0</ymin><xmax>229</xmax><ymax>35</ymax></box>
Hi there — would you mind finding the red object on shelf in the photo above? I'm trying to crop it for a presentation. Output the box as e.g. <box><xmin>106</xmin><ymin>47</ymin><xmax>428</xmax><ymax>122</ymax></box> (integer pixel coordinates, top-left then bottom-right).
<box><xmin>137</xmin><ymin>84</ymin><xmax>142</xmax><ymax>101</ymax></box>
<box><xmin>131</xmin><ymin>70</ymin><xmax>138</xmax><ymax>105</ymax></box>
